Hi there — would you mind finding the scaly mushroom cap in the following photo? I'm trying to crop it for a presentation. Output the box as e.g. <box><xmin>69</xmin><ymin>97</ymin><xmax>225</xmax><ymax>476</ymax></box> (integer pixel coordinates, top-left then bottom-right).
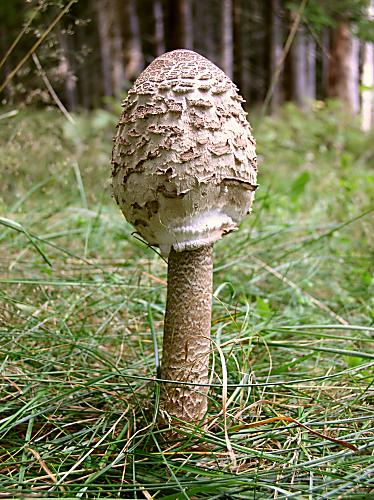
<box><xmin>112</xmin><ymin>50</ymin><xmax>257</xmax><ymax>256</ymax></box>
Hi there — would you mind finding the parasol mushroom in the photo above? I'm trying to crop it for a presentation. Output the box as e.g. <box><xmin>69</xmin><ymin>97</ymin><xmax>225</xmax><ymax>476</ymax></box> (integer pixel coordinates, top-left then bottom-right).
<box><xmin>111</xmin><ymin>49</ymin><xmax>257</xmax><ymax>427</ymax></box>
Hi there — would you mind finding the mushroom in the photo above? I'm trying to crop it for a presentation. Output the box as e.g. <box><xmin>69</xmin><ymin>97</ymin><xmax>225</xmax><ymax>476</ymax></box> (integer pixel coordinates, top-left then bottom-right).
<box><xmin>111</xmin><ymin>50</ymin><xmax>257</xmax><ymax>426</ymax></box>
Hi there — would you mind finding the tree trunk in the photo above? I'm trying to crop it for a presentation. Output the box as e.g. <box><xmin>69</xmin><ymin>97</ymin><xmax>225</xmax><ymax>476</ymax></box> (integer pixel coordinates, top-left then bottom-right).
<box><xmin>194</xmin><ymin>0</ymin><xmax>216</xmax><ymax>63</ymax></box>
<box><xmin>112</xmin><ymin>0</ymin><xmax>125</xmax><ymax>97</ymax></box>
<box><xmin>350</xmin><ymin>36</ymin><xmax>360</xmax><ymax>113</ymax></box>
<box><xmin>152</xmin><ymin>0</ymin><xmax>165</xmax><ymax>56</ymax></box>
<box><xmin>77</xmin><ymin>26</ymin><xmax>91</xmax><ymax>109</ymax></box>
<box><xmin>220</xmin><ymin>0</ymin><xmax>233</xmax><ymax>79</ymax></box>
<box><xmin>0</xmin><ymin>24</ymin><xmax>13</xmax><ymax>102</ymax></box>
<box><xmin>247</xmin><ymin>0</ymin><xmax>266</xmax><ymax>105</ymax></box>
<box><xmin>289</xmin><ymin>18</ymin><xmax>308</xmax><ymax>109</ymax></box>
<box><xmin>269</xmin><ymin>0</ymin><xmax>283</xmax><ymax>112</ymax></box>
<box><xmin>96</xmin><ymin>0</ymin><xmax>113</xmax><ymax>97</ymax></box>
<box><xmin>232</xmin><ymin>0</ymin><xmax>243</xmax><ymax>93</ymax></box>
<box><xmin>240</xmin><ymin>0</ymin><xmax>252</xmax><ymax>103</ymax></box>
<box><xmin>306</xmin><ymin>34</ymin><xmax>316</xmax><ymax>102</ymax></box>
<box><xmin>123</xmin><ymin>0</ymin><xmax>144</xmax><ymax>81</ymax></box>
<box><xmin>328</xmin><ymin>20</ymin><xmax>360</xmax><ymax>113</ymax></box>
<box><xmin>320</xmin><ymin>27</ymin><xmax>330</xmax><ymax>99</ymax></box>
<box><xmin>160</xmin><ymin>246</ymin><xmax>213</xmax><ymax>425</ymax></box>
<box><xmin>361</xmin><ymin>0</ymin><xmax>374</xmax><ymax>131</ymax></box>
<box><xmin>167</xmin><ymin>0</ymin><xmax>193</xmax><ymax>50</ymax></box>
<box><xmin>57</xmin><ymin>28</ymin><xmax>78</xmax><ymax>111</ymax></box>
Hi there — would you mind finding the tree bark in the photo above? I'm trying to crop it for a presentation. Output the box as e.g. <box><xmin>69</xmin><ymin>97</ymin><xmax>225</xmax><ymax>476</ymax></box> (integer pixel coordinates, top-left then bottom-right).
<box><xmin>321</xmin><ymin>27</ymin><xmax>330</xmax><ymax>99</ymax></box>
<box><xmin>350</xmin><ymin>36</ymin><xmax>360</xmax><ymax>113</ymax></box>
<box><xmin>152</xmin><ymin>0</ymin><xmax>165</xmax><ymax>56</ymax></box>
<box><xmin>112</xmin><ymin>0</ymin><xmax>125</xmax><ymax>97</ymax></box>
<box><xmin>77</xmin><ymin>26</ymin><xmax>91</xmax><ymax>109</ymax></box>
<box><xmin>96</xmin><ymin>0</ymin><xmax>113</xmax><ymax>97</ymax></box>
<box><xmin>328</xmin><ymin>20</ymin><xmax>360</xmax><ymax>113</ymax></box>
<box><xmin>232</xmin><ymin>0</ymin><xmax>243</xmax><ymax>93</ymax></box>
<box><xmin>306</xmin><ymin>34</ymin><xmax>316</xmax><ymax>102</ymax></box>
<box><xmin>160</xmin><ymin>245</ymin><xmax>213</xmax><ymax>424</ymax></box>
<box><xmin>269</xmin><ymin>0</ymin><xmax>283</xmax><ymax>112</ymax></box>
<box><xmin>123</xmin><ymin>0</ymin><xmax>144</xmax><ymax>81</ymax></box>
<box><xmin>194</xmin><ymin>0</ymin><xmax>216</xmax><ymax>63</ymax></box>
<box><xmin>167</xmin><ymin>0</ymin><xmax>193</xmax><ymax>50</ymax></box>
<box><xmin>289</xmin><ymin>17</ymin><xmax>308</xmax><ymax>109</ymax></box>
<box><xmin>247</xmin><ymin>0</ymin><xmax>266</xmax><ymax>104</ymax></box>
<box><xmin>0</xmin><ymin>23</ymin><xmax>13</xmax><ymax>102</ymax></box>
<box><xmin>57</xmin><ymin>28</ymin><xmax>78</xmax><ymax>111</ymax></box>
<box><xmin>361</xmin><ymin>0</ymin><xmax>374</xmax><ymax>131</ymax></box>
<box><xmin>220</xmin><ymin>0</ymin><xmax>233</xmax><ymax>79</ymax></box>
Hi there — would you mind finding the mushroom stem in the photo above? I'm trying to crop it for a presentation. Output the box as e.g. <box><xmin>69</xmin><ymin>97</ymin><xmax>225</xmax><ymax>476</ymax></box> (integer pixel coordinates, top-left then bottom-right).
<box><xmin>160</xmin><ymin>244</ymin><xmax>213</xmax><ymax>424</ymax></box>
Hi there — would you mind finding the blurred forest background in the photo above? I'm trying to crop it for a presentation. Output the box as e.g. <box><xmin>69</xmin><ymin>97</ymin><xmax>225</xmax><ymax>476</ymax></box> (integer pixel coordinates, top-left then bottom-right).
<box><xmin>1</xmin><ymin>0</ymin><xmax>374</xmax><ymax>127</ymax></box>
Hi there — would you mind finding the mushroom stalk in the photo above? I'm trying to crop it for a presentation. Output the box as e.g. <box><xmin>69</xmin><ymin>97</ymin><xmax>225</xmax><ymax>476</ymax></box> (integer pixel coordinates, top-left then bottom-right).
<box><xmin>161</xmin><ymin>245</ymin><xmax>213</xmax><ymax>423</ymax></box>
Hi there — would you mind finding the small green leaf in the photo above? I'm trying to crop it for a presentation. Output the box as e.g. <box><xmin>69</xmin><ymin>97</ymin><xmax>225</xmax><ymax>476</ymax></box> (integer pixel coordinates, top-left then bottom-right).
<box><xmin>290</xmin><ymin>171</ymin><xmax>311</xmax><ymax>201</ymax></box>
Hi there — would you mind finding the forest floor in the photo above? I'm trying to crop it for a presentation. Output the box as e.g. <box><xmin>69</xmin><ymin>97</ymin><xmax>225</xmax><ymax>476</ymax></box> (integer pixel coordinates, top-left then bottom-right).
<box><xmin>0</xmin><ymin>102</ymin><xmax>373</xmax><ymax>498</ymax></box>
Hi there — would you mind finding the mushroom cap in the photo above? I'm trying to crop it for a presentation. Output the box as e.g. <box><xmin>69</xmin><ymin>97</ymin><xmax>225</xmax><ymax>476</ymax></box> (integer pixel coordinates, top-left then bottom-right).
<box><xmin>112</xmin><ymin>49</ymin><xmax>257</xmax><ymax>256</ymax></box>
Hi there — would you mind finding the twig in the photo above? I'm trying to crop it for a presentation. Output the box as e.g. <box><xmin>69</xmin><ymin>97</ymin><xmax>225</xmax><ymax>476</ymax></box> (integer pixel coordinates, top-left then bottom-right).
<box><xmin>32</xmin><ymin>53</ymin><xmax>75</xmax><ymax>124</ymax></box>
<box><xmin>261</xmin><ymin>0</ymin><xmax>308</xmax><ymax>116</ymax></box>
<box><xmin>231</xmin><ymin>415</ymin><xmax>358</xmax><ymax>451</ymax></box>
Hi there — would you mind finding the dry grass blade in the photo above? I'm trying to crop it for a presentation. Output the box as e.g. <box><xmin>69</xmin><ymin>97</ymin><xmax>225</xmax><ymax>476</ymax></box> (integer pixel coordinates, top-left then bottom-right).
<box><xmin>230</xmin><ymin>416</ymin><xmax>359</xmax><ymax>451</ymax></box>
<box><xmin>26</xmin><ymin>448</ymin><xmax>63</xmax><ymax>491</ymax></box>
<box><xmin>253</xmin><ymin>256</ymin><xmax>349</xmax><ymax>325</ymax></box>
<box><xmin>214</xmin><ymin>340</ymin><xmax>237</xmax><ymax>469</ymax></box>
<box><xmin>32</xmin><ymin>54</ymin><xmax>75</xmax><ymax>124</ymax></box>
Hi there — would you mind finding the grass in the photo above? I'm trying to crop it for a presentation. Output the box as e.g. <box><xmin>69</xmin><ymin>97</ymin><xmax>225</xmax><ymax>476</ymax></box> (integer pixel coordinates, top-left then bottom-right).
<box><xmin>0</xmin><ymin>101</ymin><xmax>373</xmax><ymax>498</ymax></box>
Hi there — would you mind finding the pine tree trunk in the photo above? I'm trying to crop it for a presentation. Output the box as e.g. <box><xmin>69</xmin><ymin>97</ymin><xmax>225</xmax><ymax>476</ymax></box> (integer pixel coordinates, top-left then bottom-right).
<box><xmin>328</xmin><ymin>20</ymin><xmax>360</xmax><ymax>113</ymax></box>
<box><xmin>77</xmin><ymin>26</ymin><xmax>90</xmax><ymax>109</ymax></box>
<box><xmin>123</xmin><ymin>0</ymin><xmax>144</xmax><ymax>81</ymax></box>
<box><xmin>349</xmin><ymin>36</ymin><xmax>360</xmax><ymax>113</ymax></box>
<box><xmin>247</xmin><ymin>0</ymin><xmax>266</xmax><ymax>104</ymax></box>
<box><xmin>321</xmin><ymin>28</ymin><xmax>330</xmax><ymax>99</ymax></box>
<box><xmin>96</xmin><ymin>0</ymin><xmax>113</xmax><ymax>97</ymax></box>
<box><xmin>153</xmin><ymin>0</ymin><xmax>165</xmax><ymax>56</ymax></box>
<box><xmin>240</xmin><ymin>0</ymin><xmax>252</xmax><ymax>103</ymax></box>
<box><xmin>361</xmin><ymin>0</ymin><xmax>374</xmax><ymax>131</ymax></box>
<box><xmin>220</xmin><ymin>0</ymin><xmax>233</xmax><ymax>79</ymax></box>
<box><xmin>306</xmin><ymin>35</ymin><xmax>316</xmax><ymax>102</ymax></box>
<box><xmin>233</xmin><ymin>0</ymin><xmax>243</xmax><ymax>92</ymax></box>
<box><xmin>269</xmin><ymin>0</ymin><xmax>283</xmax><ymax>112</ymax></box>
<box><xmin>194</xmin><ymin>0</ymin><xmax>216</xmax><ymax>63</ymax></box>
<box><xmin>0</xmin><ymin>24</ymin><xmax>12</xmax><ymax>102</ymax></box>
<box><xmin>167</xmin><ymin>0</ymin><xmax>193</xmax><ymax>50</ymax></box>
<box><xmin>289</xmin><ymin>18</ymin><xmax>308</xmax><ymax>109</ymax></box>
<box><xmin>112</xmin><ymin>0</ymin><xmax>125</xmax><ymax>97</ymax></box>
<box><xmin>57</xmin><ymin>29</ymin><xmax>78</xmax><ymax>111</ymax></box>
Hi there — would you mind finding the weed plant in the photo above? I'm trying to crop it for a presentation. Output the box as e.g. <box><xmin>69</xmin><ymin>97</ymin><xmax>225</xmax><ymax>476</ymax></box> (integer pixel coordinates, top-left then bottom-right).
<box><xmin>0</xmin><ymin>102</ymin><xmax>373</xmax><ymax>498</ymax></box>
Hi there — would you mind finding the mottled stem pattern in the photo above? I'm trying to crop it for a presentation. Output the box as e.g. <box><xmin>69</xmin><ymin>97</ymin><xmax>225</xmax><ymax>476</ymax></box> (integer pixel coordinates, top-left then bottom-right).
<box><xmin>160</xmin><ymin>245</ymin><xmax>213</xmax><ymax>424</ymax></box>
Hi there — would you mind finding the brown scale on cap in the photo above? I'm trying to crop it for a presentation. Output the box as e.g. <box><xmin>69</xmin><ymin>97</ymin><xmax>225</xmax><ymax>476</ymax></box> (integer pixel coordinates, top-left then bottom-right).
<box><xmin>111</xmin><ymin>50</ymin><xmax>258</xmax><ymax>430</ymax></box>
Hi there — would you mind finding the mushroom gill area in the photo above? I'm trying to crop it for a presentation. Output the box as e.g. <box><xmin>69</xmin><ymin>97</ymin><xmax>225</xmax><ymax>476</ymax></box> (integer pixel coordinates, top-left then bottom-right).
<box><xmin>111</xmin><ymin>49</ymin><xmax>258</xmax><ymax>256</ymax></box>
